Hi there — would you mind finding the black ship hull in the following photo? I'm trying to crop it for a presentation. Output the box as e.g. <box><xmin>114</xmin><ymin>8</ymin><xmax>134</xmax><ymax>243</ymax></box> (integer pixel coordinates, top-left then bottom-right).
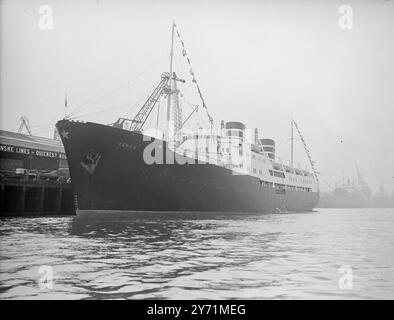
<box><xmin>56</xmin><ymin>120</ymin><xmax>319</xmax><ymax>214</ymax></box>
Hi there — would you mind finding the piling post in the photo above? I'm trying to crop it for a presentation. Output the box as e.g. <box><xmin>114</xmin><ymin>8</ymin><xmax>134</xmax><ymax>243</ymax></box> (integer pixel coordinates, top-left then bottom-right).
<box><xmin>55</xmin><ymin>187</ymin><xmax>62</xmax><ymax>213</ymax></box>
<box><xmin>19</xmin><ymin>186</ymin><xmax>26</xmax><ymax>214</ymax></box>
<box><xmin>39</xmin><ymin>187</ymin><xmax>45</xmax><ymax>213</ymax></box>
<box><xmin>0</xmin><ymin>184</ymin><xmax>4</xmax><ymax>214</ymax></box>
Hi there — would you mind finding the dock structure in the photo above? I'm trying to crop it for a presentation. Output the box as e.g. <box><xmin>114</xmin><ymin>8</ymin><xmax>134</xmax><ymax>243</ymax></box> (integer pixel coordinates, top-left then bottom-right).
<box><xmin>0</xmin><ymin>128</ymin><xmax>76</xmax><ymax>216</ymax></box>
<box><xmin>0</xmin><ymin>175</ymin><xmax>75</xmax><ymax>217</ymax></box>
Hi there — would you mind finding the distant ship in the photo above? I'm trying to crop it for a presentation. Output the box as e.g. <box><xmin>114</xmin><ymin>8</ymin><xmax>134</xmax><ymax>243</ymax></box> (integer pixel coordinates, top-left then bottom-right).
<box><xmin>318</xmin><ymin>169</ymin><xmax>372</xmax><ymax>208</ymax></box>
<box><xmin>56</xmin><ymin>22</ymin><xmax>320</xmax><ymax>214</ymax></box>
<box><xmin>372</xmin><ymin>184</ymin><xmax>394</xmax><ymax>208</ymax></box>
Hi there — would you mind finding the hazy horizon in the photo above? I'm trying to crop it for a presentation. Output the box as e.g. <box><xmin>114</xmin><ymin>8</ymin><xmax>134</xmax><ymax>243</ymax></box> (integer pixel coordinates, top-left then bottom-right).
<box><xmin>1</xmin><ymin>0</ymin><xmax>393</xmax><ymax>195</ymax></box>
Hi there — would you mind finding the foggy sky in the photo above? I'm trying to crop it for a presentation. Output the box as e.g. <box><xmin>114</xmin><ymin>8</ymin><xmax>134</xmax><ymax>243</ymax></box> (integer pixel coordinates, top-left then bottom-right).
<box><xmin>1</xmin><ymin>0</ymin><xmax>393</xmax><ymax>194</ymax></box>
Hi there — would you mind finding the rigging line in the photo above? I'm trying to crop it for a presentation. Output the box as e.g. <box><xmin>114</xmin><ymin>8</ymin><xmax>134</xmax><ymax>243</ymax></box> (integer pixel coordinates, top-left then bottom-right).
<box><xmin>29</xmin><ymin>123</ymin><xmax>54</xmax><ymax>129</ymax></box>
<box><xmin>28</xmin><ymin>119</ymin><xmax>61</xmax><ymax>129</ymax></box>
<box><xmin>122</xmin><ymin>96</ymin><xmax>149</xmax><ymax>119</ymax></box>
<box><xmin>67</xmin><ymin>58</ymin><xmax>163</xmax><ymax>118</ymax></box>
<box><xmin>66</xmin><ymin>54</ymin><xmax>166</xmax><ymax>119</ymax></box>
<box><xmin>194</xmin><ymin>109</ymin><xmax>208</xmax><ymax>129</ymax></box>
<box><xmin>184</xmin><ymin>99</ymin><xmax>201</xmax><ymax>109</ymax></box>
<box><xmin>122</xmin><ymin>104</ymin><xmax>140</xmax><ymax>120</ymax></box>
<box><xmin>156</xmin><ymin>99</ymin><xmax>161</xmax><ymax>130</ymax></box>
<box><xmin>121</xmin><ymin>79</ymin><xmax>163</xmax><ymax>120</ymax></box>
<box><xmin>33</xmin><ymin>127</ymin><xmax>56</xmax><ymax>136</ymax></box>
<box><xmin>145</xmin><ymin>107</ymin><xmax>156</xmax><ymax>130</ymax></box>
<box><xmin>67</xmin><ymin>77</ymin><xmax>147</xmax><ymax>120</ymax></box>
<box><xmin>68</xmin><ymin>98</ymin><xmax>143</xmax><ymax>120</ymax></box>
<box><xmin>65</xmin><ymin>78</ymin><xmax>138</xmax><ymax>119</ymax></box>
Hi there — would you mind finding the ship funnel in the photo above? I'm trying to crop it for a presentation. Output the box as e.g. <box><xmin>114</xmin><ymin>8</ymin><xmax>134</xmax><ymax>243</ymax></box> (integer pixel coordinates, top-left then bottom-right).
<box><xmin>225</xmin><ymin>121</ymin><xmax>245</xmax><ymax>131</ymax></box>
<box><xmin>225</xmin><ymin>121</ymin><xmax>246</xmax><ymax>139</ymax></box>
<box><xmin>260</xmin><ymin>138</ymin><xmax>275</xmax><ymax>160</ymax></box>
<box><xmin>254</xmin><ymin>128</ymin><xmax>259</xmax><ymax>144</ymax></box>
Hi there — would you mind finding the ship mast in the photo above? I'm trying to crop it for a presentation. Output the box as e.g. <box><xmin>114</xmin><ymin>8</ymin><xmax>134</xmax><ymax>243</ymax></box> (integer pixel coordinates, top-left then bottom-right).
<box><xmin>166</xmin><ymin>20</ymin><xmax>176</xmax><ymax>140</ymax></box>
<box><xmin>291</xmin><ymin>119</ymin><xmax>294</xmax><ymax>167</ymax></box>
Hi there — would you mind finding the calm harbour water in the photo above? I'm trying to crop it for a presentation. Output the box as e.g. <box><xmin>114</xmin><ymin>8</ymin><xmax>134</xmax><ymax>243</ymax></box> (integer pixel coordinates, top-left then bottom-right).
<box><xmin>1</xmin><ymin>208</ymin><xmax>393</xmax><ymax>300</ymax></box>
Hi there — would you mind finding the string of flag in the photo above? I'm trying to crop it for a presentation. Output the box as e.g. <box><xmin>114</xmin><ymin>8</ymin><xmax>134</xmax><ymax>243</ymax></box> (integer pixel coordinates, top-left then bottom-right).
<box><xmin>293</xmin><ymin>120</ymin><xmax>319</xmax><ymax>182</ymax></box>
<box><xmin>174</xmin><ymin>23</ymin><xmax>214</xmax><ymax>127</ymax></box>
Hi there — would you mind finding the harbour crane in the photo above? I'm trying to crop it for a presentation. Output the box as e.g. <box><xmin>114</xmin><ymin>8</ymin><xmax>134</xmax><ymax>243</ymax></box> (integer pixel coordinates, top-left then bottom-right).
<box><xmin>17</xmin><ymin>116</ymin><xmax>32</xmax><ymax>135</ymax></box>
<box><xmin>113</xmin><ymin>72</ymin><xmax>185</xmax><ymax>133</ymax></box>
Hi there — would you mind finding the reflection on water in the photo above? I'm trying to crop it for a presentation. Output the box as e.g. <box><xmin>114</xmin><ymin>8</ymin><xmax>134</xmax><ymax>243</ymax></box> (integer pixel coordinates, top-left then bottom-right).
<box><xmin>1</xmin><ymin>209</ymin><xmax>394</xmax><ymax>299</ymax></box>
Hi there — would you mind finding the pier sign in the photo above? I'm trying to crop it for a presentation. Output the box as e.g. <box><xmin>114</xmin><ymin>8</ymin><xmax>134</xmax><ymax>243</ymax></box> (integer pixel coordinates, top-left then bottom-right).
<box><xmin>0</xmin><ymin>143</ymin><xmax>66</xmax><ymax>160</ymax></box>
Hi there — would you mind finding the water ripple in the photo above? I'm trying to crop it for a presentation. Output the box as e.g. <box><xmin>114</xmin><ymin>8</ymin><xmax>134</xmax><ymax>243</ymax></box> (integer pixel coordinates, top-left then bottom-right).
<box><xmin>1</xmin><ymin>208</ymin><xmax>394</xmax><ymax>299</ymax></box>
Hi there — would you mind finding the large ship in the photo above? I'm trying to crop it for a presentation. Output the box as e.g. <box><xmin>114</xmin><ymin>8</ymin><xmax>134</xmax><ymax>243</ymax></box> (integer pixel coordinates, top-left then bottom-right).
<box><xmin>56</xmin><ymin>22</ymin><xmax>319</xmax><ymax>214</ymax></box>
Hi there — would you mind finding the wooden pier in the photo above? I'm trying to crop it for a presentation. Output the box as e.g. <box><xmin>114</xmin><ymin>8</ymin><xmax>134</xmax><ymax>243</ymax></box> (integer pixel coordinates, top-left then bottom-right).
<box><xmin>0</xmin><ymin>175</ymin><xmax>75</xmax><ymax>217</ymax></box>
